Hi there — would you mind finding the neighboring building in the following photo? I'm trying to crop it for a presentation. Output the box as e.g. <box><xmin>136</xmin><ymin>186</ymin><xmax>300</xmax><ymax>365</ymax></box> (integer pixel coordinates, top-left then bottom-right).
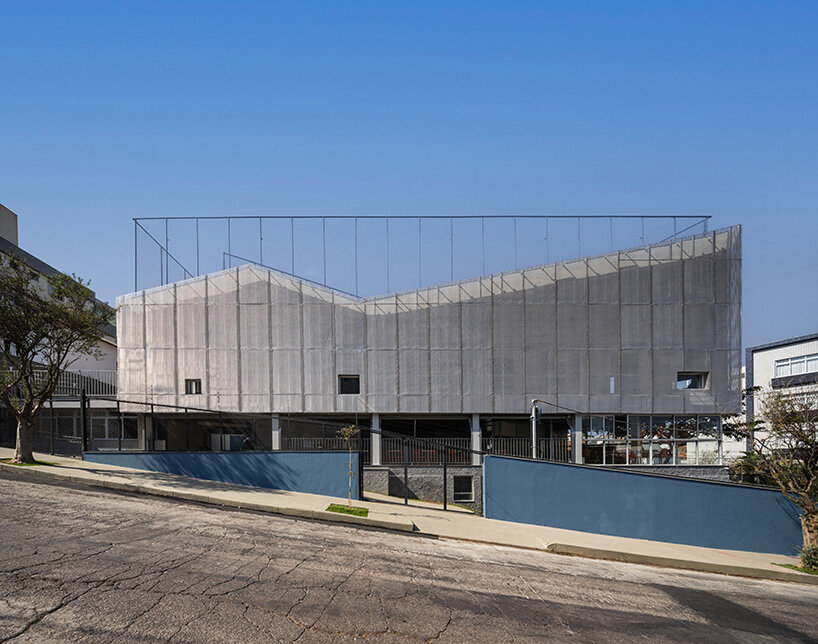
<box><xmin>746</xmin><ymin>333</ymin><xmax>818</xmax><ymax>426</ymax></box>
<box><xmin>117</xmin><ymin>224</ymin><xmax>742</xmax><ymax>477</ymax></box>
<box><xmin>0</xmin><ymin>204</ymin><xmax>118</xmax><ymax>452</ymax></box>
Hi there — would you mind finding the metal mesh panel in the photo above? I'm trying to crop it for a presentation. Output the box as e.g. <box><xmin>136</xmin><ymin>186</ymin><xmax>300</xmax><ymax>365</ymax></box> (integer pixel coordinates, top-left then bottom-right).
<box><xmin>525</xmin><ymin>348</ymin><xmax>555</xmax><ymax>395</ymax></box>
<box><xmin>270</xmin><ymin>303</ymin><xmax>301</xmax><ymax>349</ymax></box>
<box><xmin>588</xmin><ymin>304</ymin><xmax>619</xmax><ymax>349</ymax></box>
<box><xmin>117</xmin><ymin>298</ymin><xmax>144</xmax><ymax>349</ymax></box>
<box><xmin>335</xmin><ymin>304</ymin><xmax>365</xmax><ymax>349</ymax></box>
<box><xmin>366</xmin><ymin>351</ymin><xmax>397</xmax><ymax>394</ymax></box>
<box><xmin>522</xmin><ymin>267</ymin><xmax>556</xmax><ymax>304</ymax></box>
<box><xmin>240</xmin><ymin>349</ymin><xmax>269</xmax><ymax>395</ymax></box>
<box><xmin>146</xmin><ymin>349</ymin><xmax>175</xmax><ymax>396</ymax></box>
<box><xmin>303</xmin><ymin>303</ymin><xmax>332</xmax><ymax>349</ymax></box>
<box><xmin>556</xmin><ymin>349</ymin><xmax>588</xmax><ymax>397</ymax></box>
<box><xmin>620</xmin><ymin>305</ymin><xmax>650</xmax><ymax>349</ymax></box>
<box><xmin>556</xmin><ymin>305</ymin><xmax>588</xmax><ymax>349</ymax></box>
<box><xmin>493</xmin><ymin>302</ymin><xmax>523</xmax><ymax>350</ymax></box>
<box><xmin>587</xmin><ymin>255</ymin><xmax>619</xmax><ymax>304</ymax></box>
<box><xmin>651</xmin><ymin>260</ymin><xmax>682</xmax><ymax>304</ymax></box>
<box><xmin>207</xmin><ymin>349</ymin><xmax>238</xmax><ymax>396</ymax></box>
<box><xmin>556</xmin><ymin>260</ymin><xmax>587</xmax><ymax>304</ymax></box>
<box><xmin>430</xmin><ymin>349</ymin><xmax>461</xmax><ymax>411</ymax></box>
<box><xmin>460</xmin><ymin>300</ymin><xmax>491</xmax><ymax>349</ymax></box>
<box><xmin>683</xmin><ymin>304</ymin><xmax>715</xmax><ymax>350</ymax></box>
<box><xmin>398</xmin><ymin>349</ymin><xmax>429</xmax><ymax>395</ymax></box>
<box><xmin>429</xmin><ymin>302</ymin><xmax>459</xmax><ymax>349</ymax></box>
<box><xmin>652</xmin><ymin>349</ymin><xmax>683</xmax><ymax>399</ymax></box>
<box><xmin>366</xmin><ymin>302</ymin><xmax>397</xmax><ymax>349</ymax></box>
<box><xmin>619</xmin><ymin>249</ymin><xmax>650</xmax><ymax>304</ymax></box>
<box><xmin>652</xmin><ymin>305</ymin><xmax>683</xmax><ymax>350</ymax></box>
<box><xmin>238</xmin><ymin>266</ymin><xmax>269</xmax><ymax>304</ymax></box>
<box><xmin>397</xmin><ymin>306</ymin><xmax>428</xmax><ymax>350</ymax></box>
<box><xmin>684</xmin><ymin>257</ymin><xmax>714</xmax><ymax>304</ymax></box>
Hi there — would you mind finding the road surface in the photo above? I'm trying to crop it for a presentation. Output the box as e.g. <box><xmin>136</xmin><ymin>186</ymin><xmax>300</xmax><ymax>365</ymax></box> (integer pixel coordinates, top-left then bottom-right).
<box><xmin>1</xmin><ymin>469</ymin><xmax>816</xmax><ymax>643</ymax></box>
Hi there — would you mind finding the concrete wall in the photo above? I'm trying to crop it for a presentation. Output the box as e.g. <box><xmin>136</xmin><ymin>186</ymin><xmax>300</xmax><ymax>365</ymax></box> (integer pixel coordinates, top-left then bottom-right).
<box><xmin>118</xmin><ymin>226</ymin><xmax>741</xmax><ymax>417</ymax></box>
<box><xmin>483</xmin><ymin>455</ymin><xmax>802</xmax><ymax>555</ymax></box>
<box><xmin>364</xmin><ymin>465</ymin><xmax>482</xmax><ymax>512</ymax></box>
<box><xmin>84</xmin><ymin>451</ymin><xmax>359</xmax><ymax>499</ymax></box>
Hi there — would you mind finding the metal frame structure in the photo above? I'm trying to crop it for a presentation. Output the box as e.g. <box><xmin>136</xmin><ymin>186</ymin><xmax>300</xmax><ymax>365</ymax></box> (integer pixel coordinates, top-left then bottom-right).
<box><xmin>134</xmin><ymin>214</ymin><xmax>711</xmax><ymax>294</ymax></box>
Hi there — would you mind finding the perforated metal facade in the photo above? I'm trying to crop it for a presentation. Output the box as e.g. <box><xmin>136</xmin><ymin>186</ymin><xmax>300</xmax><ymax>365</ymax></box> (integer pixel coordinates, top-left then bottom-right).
<box><xmin>117</xmin><ymin>226</ymin><xmax>742</xmax><ymax>416</ymax></box>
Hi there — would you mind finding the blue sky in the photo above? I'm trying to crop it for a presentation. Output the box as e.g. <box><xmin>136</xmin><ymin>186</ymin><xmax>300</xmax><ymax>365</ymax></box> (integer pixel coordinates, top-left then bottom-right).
<box><xmin>1</xmin><ymin>1</ymin><xmax>816</xmax><ymax>349</ymax></box>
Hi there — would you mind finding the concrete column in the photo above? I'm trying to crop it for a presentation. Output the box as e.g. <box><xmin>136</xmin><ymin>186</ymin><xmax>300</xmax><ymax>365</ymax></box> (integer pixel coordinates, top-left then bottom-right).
<box><xmin>271</xmin><ymin>414</ymin><xmax>281</xmax><ymax>450</ymax></box>
<box><xmin>571</xmin><ymin>414</ymin><xmax>583</xmax><ymax>464</ymax></box>
<box><xmin>371</xmin><ymin>413</ymin><xmax>381</xmax><ymax>466</ymax></box>
<box><xmin>470</xmin><ymin>414</ymin><xmax>481</xmax><ymax>465</ymax></box>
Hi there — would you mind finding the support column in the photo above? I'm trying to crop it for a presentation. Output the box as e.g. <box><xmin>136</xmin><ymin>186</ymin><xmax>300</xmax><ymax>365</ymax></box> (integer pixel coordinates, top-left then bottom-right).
<box><xmin>470</xmin><ymin>414</ymin><xmax>481</xmax><ymax>466</ymax></box>
<box><xmin>371</xmin><ymin>413</ymin><xmax>381</xmax><ymax>466</ymax></box>
<box><xmin>571</xmin><ymin>414</ymin><xmax>583</xmax><ymax>464</ymax></box>
<box><xmin>271</xmin><ymin>414</ymin><xmax>281</xmax><ymax>450</ymax></box>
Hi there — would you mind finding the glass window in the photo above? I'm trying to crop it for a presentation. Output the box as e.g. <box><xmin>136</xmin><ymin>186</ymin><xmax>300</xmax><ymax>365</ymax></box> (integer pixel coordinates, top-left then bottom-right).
<box><xmin>698</xmin><ymin>416</ymin><xmax>720</xmax><ymax>438</ymax></box>
<box><xmin>650</xmin><ymin>416</ymin><xmax>673</xmax><ymax>440</ymax></box>
<box><xmin>775</xmin><ymin>361</ymin><xmax>790</xmax><ymax>377</ymax></box>
<box><xmin>807</xmin><ymin>355</ymin><xmax>818</xmax><ymax>373</ymax></box>
<box><xmin>628</xmin><ymin>441</ymin><xmax>650</xmax><ymax>464</ymax></box>
<box><xmin>338</xmin><ymin>374</ymin><xmax>360</xmax><ymax>395</ymax></box>
<box><xmin>674</xmin><ymin>416</ymin><xmax>697</xmax><ymax>440</ymax></box>
<box><xmin>583</xmin><ymin>442</ymin><xmax>603</xmax><ymax>464</ymax></box>
<box><xmin>628</xmin><ymin>416</ymin><xmax>651</xmax><ymax>439</ymax></box>
<box><xmin>604</xmin><ymin>442</ymin><xmax>627</xmax><ymax>465</ymax></box>
<box><xmin>675</xmin><ymin>440</ymin><xmax>696</xmax><ymax>465</ymax></box>
<box><xmin>652</xmin><ymin>441</ymin><xmax>673</xmax><ymax>464</ymax></box>
<box><xmin>613</xmin><ymin>415</ymin><xmax>628</xmax><ymax>439</ymax></box>
<box><xmin>791</xmin><ymin>357</ymin><xmax>806</xmax><ymax>375</ymax></box>
<box><xmin>184</xmin><ymin>378</ymin><xmax>202</xmax><ymax>395</ymax></box>
<box><xmin>698</xmin><ymin>440</ymin><xmax>719</xmax><ymax>464</ymax></box>
<box><xmin>676</xmin><ymin>372</ymin><xmax>708</xmax><ymax>389</ymax></box>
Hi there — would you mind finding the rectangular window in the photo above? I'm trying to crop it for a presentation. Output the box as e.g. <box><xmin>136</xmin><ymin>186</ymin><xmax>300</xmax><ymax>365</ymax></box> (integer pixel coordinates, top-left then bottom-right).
<box><xmin>676</xmin><ymin>372</ymin><xmax>708</xmax><ymax>390</ymax></box>
<box><xmin>338</xmin><ymin>374</ymin><xmax>360</xmax><ymax>395</ymax></box>
<box><xmin>453</xmin><ymin>476</ymin><xmax>474</xmax><ymax>503</ymax></box>
<box><xmin>184</xmin><ymin>378</ymin><xmax>202</xmax><ymax>395</ymax></box>
<box><xmin>775</xmin><ymin>353</ymin><xmax>818</xmax><ymax>378</ymax></box>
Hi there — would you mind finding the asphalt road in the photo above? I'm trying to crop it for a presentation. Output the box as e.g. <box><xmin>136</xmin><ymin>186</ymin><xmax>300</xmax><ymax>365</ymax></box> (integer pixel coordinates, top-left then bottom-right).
<box><xmin>1</xmin><ymin>470</ymin><xmax>817</xmax><ymax>643</ymax></box>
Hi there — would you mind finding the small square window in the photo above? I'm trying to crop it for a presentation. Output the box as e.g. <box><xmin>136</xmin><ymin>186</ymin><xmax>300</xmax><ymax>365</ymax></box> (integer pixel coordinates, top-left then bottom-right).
<box><xmin>676</xmin><ymin>372</ymin><xmax>707</xmax><ymax>390</ymax></box>
<box><xmin>453</xmin><ymin>476</ymin><xmax>474</xmax><ymax>503</ymax></box>
<box><xmin>338</xmin><ymin>375</ymin><xmax>360</xmax><ymax>395</ymax></box>
<box><xmin>184</xmin><ymin>378</ymin><xmax>202</xmax><ymax>395</ymax></box>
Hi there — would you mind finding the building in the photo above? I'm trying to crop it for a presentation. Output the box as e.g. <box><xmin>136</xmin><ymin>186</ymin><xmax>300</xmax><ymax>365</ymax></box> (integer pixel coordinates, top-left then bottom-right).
<box><xmin>0</xmin><ymin>204</ymin><xmax>118</xmax><ymax>453</ymax></box>
<box><xmin>746</xmin><ymin>332</ymin><xmax>818</xmax><ymax>425</ymax></box>
<box><xmin>116</xmin><ymin>223</ymin><xmax>742</xmax><ymax>488</ymax></box>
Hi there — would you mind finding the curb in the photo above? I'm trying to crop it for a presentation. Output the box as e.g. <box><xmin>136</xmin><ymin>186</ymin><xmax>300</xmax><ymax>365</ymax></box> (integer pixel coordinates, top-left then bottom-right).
<box><xmin>0</xmin><ymin>463</ymin><xmax>416</xmax><ymax>533</ymax></box>
<box><xmin>545</xmin><ymin>543</ymin><xmax>818</xmax><ymax>586</ymax></box>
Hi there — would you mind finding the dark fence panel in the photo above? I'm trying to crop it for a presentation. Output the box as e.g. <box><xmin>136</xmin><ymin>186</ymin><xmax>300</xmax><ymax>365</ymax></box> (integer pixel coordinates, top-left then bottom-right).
<box><xmin>483</xmin><ymin>455</ymin><xmax>803</xmax><ymax>555</ymax></box>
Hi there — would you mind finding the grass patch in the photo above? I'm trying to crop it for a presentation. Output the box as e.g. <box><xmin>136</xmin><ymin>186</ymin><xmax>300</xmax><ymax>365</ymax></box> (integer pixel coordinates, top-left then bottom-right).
<box><xmin>774</xmin><ymin>563</ymin><xmax>818</xmax><ymax>575</ymax></box>
<box><xmin>0</xmin><ymin>459</ymin><xmax>56</xmax><ymax>467</ymax></box>
<box><xmin>326</xmin><ymin>503</ymin><xmax>369</xmax><ymax>517</ymax></box>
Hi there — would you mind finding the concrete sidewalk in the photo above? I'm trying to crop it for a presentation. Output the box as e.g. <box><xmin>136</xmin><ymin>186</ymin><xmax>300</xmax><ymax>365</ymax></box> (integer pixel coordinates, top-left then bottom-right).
<box><xmin>2</xmin><ymin>448</ymin><xmax>816</xmax><ymax>586</ymax></box>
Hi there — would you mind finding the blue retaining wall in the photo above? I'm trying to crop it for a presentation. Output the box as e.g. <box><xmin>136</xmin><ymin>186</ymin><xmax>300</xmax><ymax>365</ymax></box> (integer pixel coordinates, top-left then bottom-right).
<box><xmin>84</xmin><ymin>451</ymin><xmax>359</xmax><ymax>500</ymax></box>
<box><xmin>483</xmin><ymin>455</ymin><xmax>802</xmax><ymax>555</ymax></box>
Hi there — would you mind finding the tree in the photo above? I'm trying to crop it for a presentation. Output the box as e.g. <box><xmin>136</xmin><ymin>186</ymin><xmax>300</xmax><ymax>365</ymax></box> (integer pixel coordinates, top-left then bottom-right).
<box><xmin>0</xmin><ymin>254</ymin><xmax>114</xmax><ymax>463</ymax></box>
<box><xmin>726</xmin><ymin>388</ymin><xmax>818</xmax><ymax>555</ymax></box>
<box><xmin>337</xmin><ymin>424</ymin><xmax>360</xmax><ymax>508</ymax></box>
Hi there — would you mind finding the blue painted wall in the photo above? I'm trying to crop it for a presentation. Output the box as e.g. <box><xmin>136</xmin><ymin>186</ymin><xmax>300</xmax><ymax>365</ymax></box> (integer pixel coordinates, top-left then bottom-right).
<box><xmin>85</xmin><ymin>451</ymin><xmax>359</xmax><ymax>500</ymax></box>
<box><xmin>483</xmin><ymin>455</ymin><xmax>802</xmax><ymax>555</ymax></box>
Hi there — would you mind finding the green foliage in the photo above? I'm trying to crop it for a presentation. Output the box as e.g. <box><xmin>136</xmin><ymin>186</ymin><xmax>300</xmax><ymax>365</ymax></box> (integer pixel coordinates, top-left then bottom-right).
<box><xmin>729</xmin><ymin>452</ymin><xmax>777</xmax><ymax>487</ymax></box>
<box><xmin>326</xmin><ymin>504</ymin><xmax>369</xmax><ymax>517</ymax></box>
<box><xmin>802</xmin><ymin>546</ymin><xmax>818</xmax><ymax>571</ymax></box>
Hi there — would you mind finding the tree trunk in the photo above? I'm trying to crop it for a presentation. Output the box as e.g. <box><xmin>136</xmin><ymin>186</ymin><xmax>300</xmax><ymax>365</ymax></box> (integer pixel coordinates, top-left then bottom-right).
<box><xmin>803</xmin><ymin>512</ymin><xmax>818</xmax><ymax>551</ymax></box>
<box><xmin>14</xmin><ymin>417</ymin><xmax>35</xmax><ymax>464</ymax></box>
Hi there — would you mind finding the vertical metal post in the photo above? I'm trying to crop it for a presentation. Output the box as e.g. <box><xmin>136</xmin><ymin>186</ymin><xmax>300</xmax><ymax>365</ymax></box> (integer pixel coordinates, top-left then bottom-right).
<box><xmin>386</xmin><ymin>218</ymin><xmax>390</xmax><ymax>292</ymax></box>
<box><xmin>134</xmin><ymin>220</ymin><xmax>138</xmax><ymax>292</ymax></box>
<box><xmin>259</xmin><ymin>217</ymin><xmax>263</xmax><ymax>265</ymax></box>
<box><xmin>513</xmin><ymin>217</ymin><xmax>518</xmax><ymax>270</ymax></box>
<box><xmin>150</xmin><ymin>403</ymin><xmax>155</xmax><ymax>452</ymax></box>
<box><xmin>673</xmin><ymin>217</ymin><xmax>677</xmax><ymax>239</ymax></box>
<box><xmin>185</xmin><ymin>407</ymin><xmax>190</xmax><ymax>451</ymax></box>
<box><xmin>417</xmin><ymin>217</ymin><xmax>422</xmax><ymax>288</ymax></box>
<box><xmin>196</xmin><ymin>218</ymin><xmax>200</xmax><ymax>275</ymax></box>
<box><xmin>159</xmin><ymin>245</ymin><xmax>164</xmax><ymax>286</ymax></box>
<box><xmin>450</xmin><ymin>217</ymin><xmax>454</xmax><ymax>282</ymax></box>
<box><xmin>117</xmin><ymin>400</ymin><xmax>122</xmax><ymax>452</ymax></box>
<box><xmin>227</xmin><ymin>218</ymin><xmax>232</xmax><ymax>269</ymax></box>
<box><xmin>403</xmin><ymin>437</ymin><xmax>408</xmax><ymax>505</ymax></box>
<box><xmin>165</xmin><ymin>218</ymin><xmax>169</xmax><ymax>282</ymax></box>
<box><xmin>481</xmin><ymin>217</ymin><xmax>485</xmax><ymax>275</ymax></box>
<box><xmin>290</xmin><ymin>217</ymin><xmax>295</xmax><ymax>274</ymax></box>
<box><xmin>49</xmin><ymin>398</ymin><xmax>55</xmax><ymax>455</ymax></box>
<box><xmin>322</xmin><ymin>217</ymin><xmax>327</xmax><ymax>286</ymax></box>
<box><xmin>610</xmin><ymin>216</ymin><xmax>613</xmax><ymax>250</ymax></box>
<box><xmin>641</xmin><ymin>217</ymin><xmax>645</xmax><ymax>245</ymax></box>
<box><xmin>442</xmin><ymin>446</ymin><xmax>448</xmax><ymax>511</ymax></box>
<box><xmin>354</xmin><ymin>218</ymin><xmax>359</xmax><ymax>296</ymax></box>
<box><xmin>357</xmin><ymin>431</ymin><xmax>364</xmax><ymax>500</ymax></box>
<box><xmin>577</xmin><ymin>217</ymin><xmax>581</xmax><ymax>257</ymax></box>
<box><xmin>545</xmin><ymin>217</ymin><xmax>550</xmax><ymax>263</ymax></box>
<box><xmin>530</xmin><ymin>402</ymin><xmax>538</xmax><ymax>459</ymax></box>
<box><xmin>80</xmin><ymin>389</ymin><xmax>87</xmax><ymax>453</ymax></box>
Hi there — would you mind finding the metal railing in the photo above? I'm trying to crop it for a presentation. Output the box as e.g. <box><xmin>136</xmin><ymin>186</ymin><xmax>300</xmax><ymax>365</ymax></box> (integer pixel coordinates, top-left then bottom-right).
<box><xmin>381</xmin><ymin>437</ymin><xmax>471</xmax><ymax>465</ymax></box>
<box><xmin>2</xmin><ymin>369</ymin><xmax>117</xmax><ymax>398</ymax></box>
<box><xmin>482</xmin><ymin>436</ymin><xmax>571</xmax><ymax>462</ymax></box>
